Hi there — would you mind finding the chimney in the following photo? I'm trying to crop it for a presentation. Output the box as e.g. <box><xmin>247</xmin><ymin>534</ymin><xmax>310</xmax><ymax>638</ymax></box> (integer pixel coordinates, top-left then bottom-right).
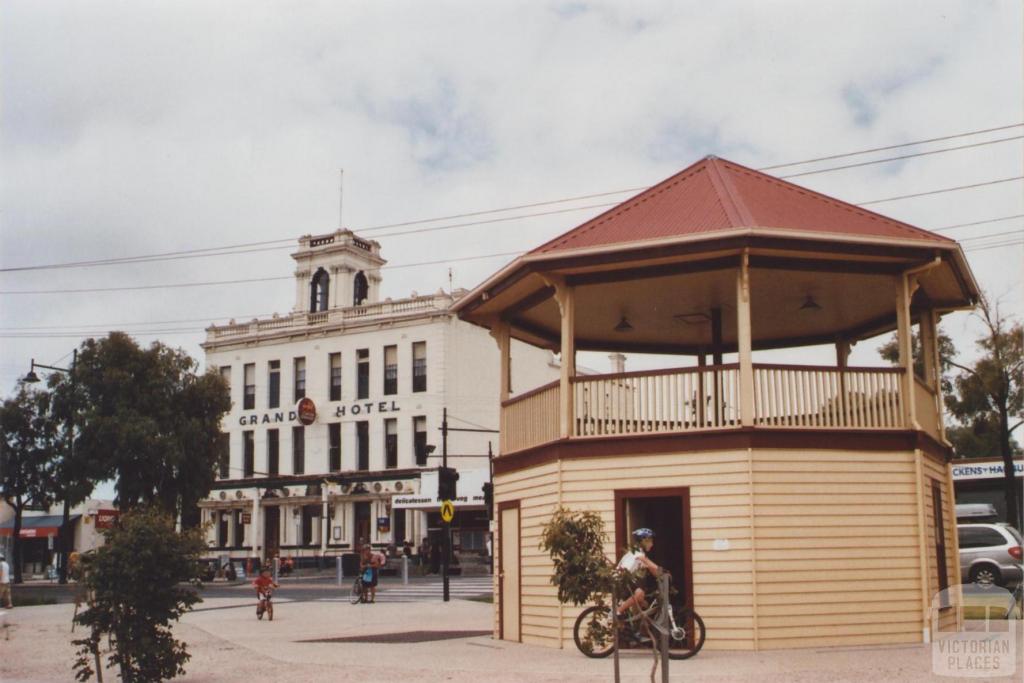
<box><xmin>609</xmin><ymin>353</ymin><xmax>626</xmax><ymax>374</ymax></box>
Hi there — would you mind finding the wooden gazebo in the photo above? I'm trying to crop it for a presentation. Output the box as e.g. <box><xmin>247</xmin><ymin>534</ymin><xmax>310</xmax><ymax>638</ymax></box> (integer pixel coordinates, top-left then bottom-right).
<box><xmin>454</xmin><ymin>156</ymin><xmax>979</xmax><ymax>650</ymax></box>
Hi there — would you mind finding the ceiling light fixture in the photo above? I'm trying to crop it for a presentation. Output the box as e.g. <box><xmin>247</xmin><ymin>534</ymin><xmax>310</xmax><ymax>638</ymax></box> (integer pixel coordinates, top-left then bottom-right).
<box><xmin>614</xmin><ymin>316</ymin><xmax>634</xmax><ymax>333</ymax></box>
<box><xmin>799</xmin><ymin>295</ymin><xmax>822</xmax><ymax>311</ymax></box>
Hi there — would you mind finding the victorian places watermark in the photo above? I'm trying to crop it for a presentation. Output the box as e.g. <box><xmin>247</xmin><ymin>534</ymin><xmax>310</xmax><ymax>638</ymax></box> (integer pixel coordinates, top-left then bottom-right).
<box><xmin>931</xmin><ymin>584</ymin><xmax>1020</xmax><ymax>678</ymax></box>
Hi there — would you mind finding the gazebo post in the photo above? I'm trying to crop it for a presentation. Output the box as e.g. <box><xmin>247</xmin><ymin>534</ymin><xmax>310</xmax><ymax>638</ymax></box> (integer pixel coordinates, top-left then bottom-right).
<box><xmin>919</xmin><ymin>308</ymin><xmax>946</xmax><ymax>441</ymax></box>
<box><xmin>549</xmin><ymin>278</ymin><xmax>576</xmax><ymax>439</ymax></box>
<box><xmin>491</xmin><ymin>321</ymin><xmax>512</xmax><ymax>450</ymax></box>
<box><xmin>710</xmin><ymin>307</ymin><xmax>723</xmax><ymax>424</ymax></box>
<box><xmin>736</xmin><ymin>252</ymin><xmax>755</xmax><ymax>427</ymax></box>
<box><xmin>895</xmin><ymin>274</ymin><xmax>917</xmax><ymax>428</ymax></box>
<box><xmin>697</xmin><ymin>350</ymin><xmax>706</xmax><ymax>426</ymax></box>
<box><xmin>836</xmin><ymin>338</ymin><xmax>850</xmax><ymax>418</ymax></box>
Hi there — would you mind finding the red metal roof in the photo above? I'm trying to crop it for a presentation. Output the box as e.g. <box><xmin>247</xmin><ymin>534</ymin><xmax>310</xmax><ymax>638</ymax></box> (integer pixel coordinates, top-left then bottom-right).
<box><xmin>530</xmin><ymin>156</ymin><xmax>955</xmax><ymax>255</ymax></box>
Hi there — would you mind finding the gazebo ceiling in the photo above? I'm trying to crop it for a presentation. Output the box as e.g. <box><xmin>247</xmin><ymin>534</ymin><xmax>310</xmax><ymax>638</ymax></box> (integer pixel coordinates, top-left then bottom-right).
<box><xmin>454</xmin><ymin>156</ymin><xmax>980</xmax><ymax>352</ymax></box>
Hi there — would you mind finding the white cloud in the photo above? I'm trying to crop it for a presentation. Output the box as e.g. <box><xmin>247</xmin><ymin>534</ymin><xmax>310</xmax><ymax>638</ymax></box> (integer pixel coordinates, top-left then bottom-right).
<box><xmin>0</xmin><ymin>0</ymin><xmax>1020</xmax><ymax>389</ymax></box>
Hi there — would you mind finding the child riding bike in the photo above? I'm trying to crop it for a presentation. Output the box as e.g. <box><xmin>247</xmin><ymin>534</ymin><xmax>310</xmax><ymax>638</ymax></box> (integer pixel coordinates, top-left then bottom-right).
<box><xmin>615</xmin><ymin>528</ymin><xmax>662</xmax><ymax>618</ymax></box>
<box><xmin>253</xmin><ymin>566</ymin><xmax>279</xmax><ymax>621</ymax></box>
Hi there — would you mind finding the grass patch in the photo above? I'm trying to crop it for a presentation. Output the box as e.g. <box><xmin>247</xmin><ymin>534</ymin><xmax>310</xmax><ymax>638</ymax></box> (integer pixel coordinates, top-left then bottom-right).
<box><xmin>465</xmin><ymin>595</ymin><xmax>494</xmax><ymax>604</ymax></box>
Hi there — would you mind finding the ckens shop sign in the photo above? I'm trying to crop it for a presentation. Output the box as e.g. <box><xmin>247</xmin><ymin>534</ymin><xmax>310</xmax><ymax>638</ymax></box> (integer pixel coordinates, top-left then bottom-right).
<box><xmin>238</xmin><ymin>399</ymin><xmax>401</xmax><ymax>426</ymax></box>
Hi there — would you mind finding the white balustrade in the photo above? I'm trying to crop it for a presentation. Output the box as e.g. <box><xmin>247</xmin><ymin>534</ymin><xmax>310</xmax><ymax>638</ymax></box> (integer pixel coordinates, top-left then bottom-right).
<box><xmin>752</xmin><ymin>364</ymin><xmax>905</xmax><ymax>429</ymax></box>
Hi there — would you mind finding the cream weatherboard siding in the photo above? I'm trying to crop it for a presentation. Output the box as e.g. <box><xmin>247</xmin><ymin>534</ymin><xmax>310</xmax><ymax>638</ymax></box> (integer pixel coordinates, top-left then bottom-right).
<box><xmin>494</xmin><ymin>446</ymin><xmax>956</xmax><ymax>651</ymax></box>
<box><xmin>921</xmin><ymin>452</ymin><xmax>961</xmax><ymax>634</ymax></box>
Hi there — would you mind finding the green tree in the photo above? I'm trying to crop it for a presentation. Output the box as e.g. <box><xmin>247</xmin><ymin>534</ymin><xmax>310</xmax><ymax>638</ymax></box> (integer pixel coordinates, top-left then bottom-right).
<box><xmin>72</xmin><ymin>506</ymin><xmax>206</xmax><ymax>682</ymax></box>
<box><xmin>943</xmin><ymin>298</ymin><xmax>1023</xmax><ymax>529</ymax></box>
<box><xmin>73</xmin><ymin>332</ymin><xmax>231</xmax><ymax>525</ymax></box>
<box><xmin>879</xmin><ymin>297</ymin><xmax>1023</xmax><ymax>527</ymax></box>
<box><xmin>0</xmin><ymin>384</ymin><xmax>58</xmax><ymax>583</ymax></box>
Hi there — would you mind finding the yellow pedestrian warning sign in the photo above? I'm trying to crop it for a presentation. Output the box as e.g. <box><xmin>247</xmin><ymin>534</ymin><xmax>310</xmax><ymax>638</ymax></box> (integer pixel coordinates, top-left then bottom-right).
<box><xmin>440</xmin><ymin>500</ymin><xmax>455</xmax><ymax>523</ymax></box>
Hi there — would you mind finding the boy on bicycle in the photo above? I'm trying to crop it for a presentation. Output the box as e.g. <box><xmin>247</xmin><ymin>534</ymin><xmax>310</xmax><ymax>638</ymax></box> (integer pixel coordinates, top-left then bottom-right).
<box><xmin>253</xmin><ymin>566</ymin><xmax>279</xmax><ymax>620</ymax></box>
<box><xmin>615</xmin><ymin>528</ymin><xmax>661</xmax><ymax>618</ymax></box>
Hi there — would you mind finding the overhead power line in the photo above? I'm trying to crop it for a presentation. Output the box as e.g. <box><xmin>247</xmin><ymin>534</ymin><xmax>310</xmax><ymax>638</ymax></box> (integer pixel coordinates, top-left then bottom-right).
<box><xmin>759</xmin><ymin>122</ymin><xmax>1023</xmax><ymax>170</ymax></box>
<box><xmin>857</xmin><ymin>176</ymin><xmax>1023</xmax><ymax>206</ymax></box>
<box><xmin>2</xmin><ymin>123</ymin><xmax>1020</xmax><ymax>274</ymax></box>
<box><xmin>932</xmin><ymin>215</ymin><xmax>1024</xmax><ymax>233</ymax></box>
<box><xmin>0</xmin><ymin>250</ymin><xmax>526</xmax><ymax>295</ymax></box>
<box><xmin>777</xmin><ymin>135</ymin><xmax>1022</xmax><ymax>179</ymax></box>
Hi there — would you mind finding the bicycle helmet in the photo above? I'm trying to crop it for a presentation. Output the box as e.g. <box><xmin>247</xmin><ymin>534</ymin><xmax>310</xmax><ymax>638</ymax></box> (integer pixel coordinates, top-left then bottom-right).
<box><xmin>632</xmin><ymin>528</ymin><xmax>655</xmax><ymax>541</ymax></box>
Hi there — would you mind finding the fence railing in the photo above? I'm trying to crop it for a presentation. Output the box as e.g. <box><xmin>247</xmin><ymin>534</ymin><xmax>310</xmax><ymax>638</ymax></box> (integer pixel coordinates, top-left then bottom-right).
<box><xmin>752</xmin><ymin>364</ymin><xmax>905</xmax><ymax>429</ymax></box>
<box><xmin>208</xmin><ymin>295</ymin><xmax>449</xmax><ymax>340</ymax></box>
<box><xmin>501</xmin><ymin>381</ymin><xmax>560</xmax><ymax>454</ymax></box>
<box><xmin>572</xmin><ymin>365</ymin><xmax>741</xmax><ymax>436</ymax></box>
<box><xmin>499</xmin><ymin>364</ymin><xmax>915</xmax><ymax>455</ymax></box>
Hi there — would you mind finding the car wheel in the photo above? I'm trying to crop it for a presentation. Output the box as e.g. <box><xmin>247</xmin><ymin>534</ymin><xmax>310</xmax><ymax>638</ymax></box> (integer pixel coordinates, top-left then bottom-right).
<box><xmin>969</xmin><ymin>563</ymin><xmax>1003</xmax><ymax>587</ymax></box>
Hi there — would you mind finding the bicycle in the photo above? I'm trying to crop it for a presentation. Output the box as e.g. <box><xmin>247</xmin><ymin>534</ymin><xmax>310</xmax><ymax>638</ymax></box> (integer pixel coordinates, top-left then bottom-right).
<box><xmin>256</xmin><ymin>588</ymin><xmax>274</xmax><ymax>621</ymax></box>
<box><xmin>349</xmin><ymin>575</ymin><xmax>367</xmax><ymax>604</ymax></box>
<box><xmin>573</xmin><ymin>576</ymin><xmax>705</xmax><ymax>660</ymax></box>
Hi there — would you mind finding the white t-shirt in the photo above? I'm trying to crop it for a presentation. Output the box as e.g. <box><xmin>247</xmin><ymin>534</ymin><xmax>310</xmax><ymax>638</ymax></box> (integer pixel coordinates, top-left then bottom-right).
<box><xmin>0</xmin><ymin>560</ymin><xmax>10</xmax><ymax>584</ymax></box>
<box><xmin>617</xmin><ymin>549</ymin><xmax>646</xmax><ymax>574</ymax></box>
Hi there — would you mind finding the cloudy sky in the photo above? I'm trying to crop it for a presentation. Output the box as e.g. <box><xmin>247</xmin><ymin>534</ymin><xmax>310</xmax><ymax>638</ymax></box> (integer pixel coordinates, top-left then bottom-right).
<box><xmin>1</xmin><ymin>0</ymin><xmax>1021</xmax><ymax>392</ymax></box>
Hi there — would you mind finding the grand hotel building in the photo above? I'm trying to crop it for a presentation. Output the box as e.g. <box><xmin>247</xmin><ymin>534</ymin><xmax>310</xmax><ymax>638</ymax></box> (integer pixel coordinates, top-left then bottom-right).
<box><xmin>198</xmin><ymin>229</ymin><xmax>557</xmax><ymax>566</ymax></box>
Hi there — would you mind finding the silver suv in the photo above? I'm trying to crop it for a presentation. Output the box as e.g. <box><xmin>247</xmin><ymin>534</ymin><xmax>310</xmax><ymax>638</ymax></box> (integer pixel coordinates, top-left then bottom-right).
<box><xmin>957</xmin><ymin>523</ymin><xmax>1023</xmax><ymax>588</ymax></box>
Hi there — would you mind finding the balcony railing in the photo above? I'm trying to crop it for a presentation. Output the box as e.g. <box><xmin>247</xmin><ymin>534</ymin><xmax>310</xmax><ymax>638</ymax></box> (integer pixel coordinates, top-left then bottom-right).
<box><xmin>574</xmin><ymin>365</ymin><xmax>740</xmax><ymax>436</ymax></box>
<box><xmin>752</xmin><ymin>364</ymin><xmax>904</xmax><ymax>429</ymax></box>
<box><xmin>501</xmin><ymin>381</ymin><xmax>560</xmax><ymax>454</ymax></box>
<box><xmin>206</xmin><ymin>294</ymin><xmax>451</xmax><ymax>341</ymax></box>
<box><xmin>500</xmin><ymin>363</ymin><xmax>914</xmax><ymax>455</ymax></box>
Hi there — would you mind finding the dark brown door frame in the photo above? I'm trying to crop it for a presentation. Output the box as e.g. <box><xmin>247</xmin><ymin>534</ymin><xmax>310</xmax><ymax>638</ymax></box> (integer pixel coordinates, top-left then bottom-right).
<box><xmin>497</xmin><ymin>499</ymin><xmax>522</xmax><ymax>642</ymax></box>
<box><xmin>613</xmin><ymin>487</ymin><xmax>695</xmax><ymax>614</ymax></box>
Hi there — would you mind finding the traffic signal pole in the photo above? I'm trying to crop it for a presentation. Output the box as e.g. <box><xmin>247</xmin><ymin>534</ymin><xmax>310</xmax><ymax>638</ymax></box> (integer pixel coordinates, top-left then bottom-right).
<box><xmin>442</xmin><ymin>407</ymin><xmax>450</xmax><ymax>602</ymax></box>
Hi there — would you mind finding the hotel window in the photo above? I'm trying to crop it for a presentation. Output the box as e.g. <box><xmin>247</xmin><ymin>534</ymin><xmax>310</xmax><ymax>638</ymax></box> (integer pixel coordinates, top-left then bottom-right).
<box><xmin>243</xmin><ymin>431</ymin><xmax>254</xmax><ymax>477</ymax></box>
<box><xmin>292</xmin><ymin>426</ymin><xmax>305</xmax><ymax>475</ymax></box>
<box><xmin>268</xmin><ymin>360</ymin><xmax>280</xmax><ymax>409</ymax></box>
<box><xmin>356</xmin><ymin>421</ymin><xmax>369</xmax><ymax>470</ymax></box>
<box><xmin>414</xmin><ymin>416</ymin><xmax>428</xmax><ymax>466</ymax></box>
<box><xmin>294</xmin><ymin>357</ymin><xmax>306</xmax><ymax>401</ymax></box>
<box><xmin>219</xmin><ymin>365</ymin><xmax>232</xmax><ymax>394</ymax></box>
<box><xmin>310</xmin><ymin>267</ymin><xmax>330</xmax><ymax>312</ymax></box>
<box><xmin>267</xmin><ymin>429</ymin><xmax>279</xmax><ymax>476</ymax></box>
<box><xmin>385</xmin><ymin>419</ymin><xmax>398</xmax><ymax>469</ymax></box>
<box><xmin>328</xmin><ymin>423</ymin><xmax>341</xmax><ymax>472</ymax></box>
<box><xmin>329</xmin><ymin>352</ymin><xmax>342</xmax><ymax>402</ymax></box>
<box><xmin>243</xmin><ymin>363</ymin><xmax>255</xmax><ymax>410</ymax></box>
<box><xmin>217</xmin><ymin>511</ymin><xmax>229</xmax><ymax>548</ymax></box>
<box><xmin>412</xmin><ymin>342</ymin><xmax>427</xmax><ymax>392</ymax></box>
<box><xmin>384</xmin><ymin>345</ymin><xmax>398</xmax><ymax>395</ymax></box>
<box><xmin>217</xmin><ymin>433</ymin><xmax>230</xmax><ymax>479</ymax></box>
<box><xmin>357</xmin><ymin>349</ymin><xmax>369</xmax><ymax>400</ymax></box>
<box><xmin>302</xmin><ymin>506</ymin><xmax>316</xmax><ymax>546</ymax></box>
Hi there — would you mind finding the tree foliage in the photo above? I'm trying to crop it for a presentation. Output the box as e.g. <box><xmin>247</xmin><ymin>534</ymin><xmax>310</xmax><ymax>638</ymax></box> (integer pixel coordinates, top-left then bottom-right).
<box><xmin>0</xmin><ymin>384</ymin><xmax>58</xmax><ymax>583</ymax></box>
<box><xmin>878</xmin><ymin>295</ymin><xmax>1023</xmax><ymax>527</ymax></box>
<box><xmin>72</xmin><ymin>506</ymin><xmax>206</xmax><ymax>683</ymax></box>
<box><xmin>73</xmin><ymin>332</ymin><xmax>230</xmax><ymax>523</ymax></box>
<box><xmin>539</xmin><ymin>507</ymin><xmax>617</xmax><ymax>606</ymax></box>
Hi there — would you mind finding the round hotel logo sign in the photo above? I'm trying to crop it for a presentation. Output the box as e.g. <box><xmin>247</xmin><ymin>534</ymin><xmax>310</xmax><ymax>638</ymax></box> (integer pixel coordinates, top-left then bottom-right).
<box><xmin>297</xmin><ymin>398</ymin><xmax>317</xmax><ymax>425</ymax></box>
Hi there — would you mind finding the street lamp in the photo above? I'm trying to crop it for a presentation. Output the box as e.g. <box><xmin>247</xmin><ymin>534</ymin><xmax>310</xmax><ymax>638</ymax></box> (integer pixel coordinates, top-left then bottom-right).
<box><xmin>24</xmin><ymin>351</ymin><xmax>77</xmax><ymax>585</ymax></box>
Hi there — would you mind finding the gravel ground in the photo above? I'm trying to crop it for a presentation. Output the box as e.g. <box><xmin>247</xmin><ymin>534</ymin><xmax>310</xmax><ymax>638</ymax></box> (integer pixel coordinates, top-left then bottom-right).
<box><xmin>2</xmin><ymin>599</ymin><xmax>1021</xmax><ymax>682</ymax></box>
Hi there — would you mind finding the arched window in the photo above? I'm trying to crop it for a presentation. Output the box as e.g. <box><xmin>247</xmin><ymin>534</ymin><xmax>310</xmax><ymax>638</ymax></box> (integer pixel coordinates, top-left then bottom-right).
<box><xmin>309</xmin><ymin>268</ymin><xmax>329</xmax><ymax>312</ymax></box>
<box><xmin>353</xmin><ymin>271</ymin><xmax>369</xmax><ymax>306</ymax></box>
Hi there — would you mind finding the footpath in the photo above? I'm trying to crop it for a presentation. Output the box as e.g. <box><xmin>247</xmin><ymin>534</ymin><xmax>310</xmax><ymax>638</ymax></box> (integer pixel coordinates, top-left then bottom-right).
<box><xmin>2</xmin><ymin>595</ymin><xmax>1021</xmax><ymax>682</ymax></box>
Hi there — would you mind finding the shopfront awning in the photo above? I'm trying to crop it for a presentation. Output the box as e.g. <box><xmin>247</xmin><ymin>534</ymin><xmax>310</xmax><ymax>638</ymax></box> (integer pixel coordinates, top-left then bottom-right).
<box><xmin>392</xmin><ymin>470</ymin><xmax>488</xmax><ymax>510</ymax></box>
<box><xmin>0</xmin><ymin>514</ymin><xmax>80</xmax><ymax>538</ymax></box>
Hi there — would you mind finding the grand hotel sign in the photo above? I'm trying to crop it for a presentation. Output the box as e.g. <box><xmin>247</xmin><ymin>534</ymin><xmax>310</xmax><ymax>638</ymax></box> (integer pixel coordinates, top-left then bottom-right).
<box><xmin>237</xmin><ymin>398</ymin><xmax>402</xmax><ymax>426</ymax></box>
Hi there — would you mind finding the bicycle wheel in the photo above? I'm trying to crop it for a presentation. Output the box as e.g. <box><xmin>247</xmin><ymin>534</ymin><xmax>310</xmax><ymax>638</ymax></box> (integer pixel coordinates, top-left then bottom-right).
<box><xmin>349</xmin><ymin>578</ymin><xmax>364</xmax><ymax>605</ymax></box>
<box><xmin>573</xmin><ymin>605</ymin><xmax>617</xmax><ymax>658</ymax></box>
<box><xmin>667</xmin><ymin>608</ymin><xmax>706</xmax><ymax>660</ymax></box>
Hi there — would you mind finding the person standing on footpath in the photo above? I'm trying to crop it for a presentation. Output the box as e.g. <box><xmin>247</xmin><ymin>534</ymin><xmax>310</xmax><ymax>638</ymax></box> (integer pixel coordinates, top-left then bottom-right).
<box><xmin>0</xmin><ymin>553</ymin><xmax>13</xmax><ymax>609</ymax></box>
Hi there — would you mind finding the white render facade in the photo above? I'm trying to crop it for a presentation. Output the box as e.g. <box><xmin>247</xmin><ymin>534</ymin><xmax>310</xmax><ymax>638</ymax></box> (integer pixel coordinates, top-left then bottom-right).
<box><xmin>198</xmin><ymin>229</ymin><xmax>558</xmax><ymax>566</ymax></box>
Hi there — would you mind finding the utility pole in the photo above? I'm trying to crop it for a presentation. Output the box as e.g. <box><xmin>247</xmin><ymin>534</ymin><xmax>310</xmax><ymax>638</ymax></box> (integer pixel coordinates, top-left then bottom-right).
<box><xmin>442</xmin><ymin>407</ymin><xmax>450</xmax><ymax>602</ymax></box>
